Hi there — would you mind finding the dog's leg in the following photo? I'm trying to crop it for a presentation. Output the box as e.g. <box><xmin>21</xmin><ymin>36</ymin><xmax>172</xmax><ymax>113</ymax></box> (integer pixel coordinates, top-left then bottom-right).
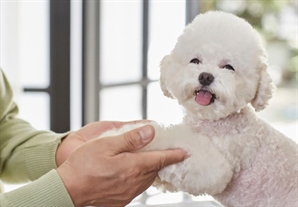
<box><xmin>144</xmin><ymin>123</ymin><xmax>234</xmax><ymax>196</ymax></box>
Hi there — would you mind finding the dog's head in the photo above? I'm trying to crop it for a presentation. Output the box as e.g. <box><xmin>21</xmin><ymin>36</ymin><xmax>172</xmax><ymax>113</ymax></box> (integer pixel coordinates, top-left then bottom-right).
<box><xmin>160</xmin><ymin>11</ymin><xmax>275</xmax><ymax>120</ymax></box>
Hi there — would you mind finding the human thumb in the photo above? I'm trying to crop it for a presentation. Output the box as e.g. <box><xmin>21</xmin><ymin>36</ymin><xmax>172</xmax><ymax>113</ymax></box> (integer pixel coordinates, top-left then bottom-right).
<box><xmin>112</xmin><ymin>125</ymin><xmax>155</xmax><ymax>154</ymax></box>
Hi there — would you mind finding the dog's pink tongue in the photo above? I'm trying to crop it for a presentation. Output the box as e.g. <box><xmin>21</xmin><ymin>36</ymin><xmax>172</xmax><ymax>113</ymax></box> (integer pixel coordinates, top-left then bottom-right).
<box><xmin>195</xmin><ymin>90</ymin><xmax>212</xmax><ymax>106</ymax></box>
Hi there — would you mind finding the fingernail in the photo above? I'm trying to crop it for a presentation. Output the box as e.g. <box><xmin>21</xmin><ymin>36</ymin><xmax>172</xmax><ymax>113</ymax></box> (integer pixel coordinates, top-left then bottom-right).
<box><xmin>139</xmin><ymin>125</ymin><xmax>153</xmax><ymax>143</ymax></box>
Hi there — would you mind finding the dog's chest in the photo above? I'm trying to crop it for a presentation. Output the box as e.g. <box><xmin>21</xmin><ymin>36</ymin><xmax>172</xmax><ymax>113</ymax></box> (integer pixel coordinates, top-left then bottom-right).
<box><xmin>187</xmin><ymin>109</ymin><xmax>262</xmax><ymax>170</ymax></box>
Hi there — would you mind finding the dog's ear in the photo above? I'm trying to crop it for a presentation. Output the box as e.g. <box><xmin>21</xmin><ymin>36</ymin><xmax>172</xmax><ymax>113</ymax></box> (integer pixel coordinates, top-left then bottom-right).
<box><xmin>160</xmin><ymin>55</ymin><xmax>174</xmax><ymax>99</ymax></box>
<box><xmin>251</xmin><ymin>61</ymin><xmax>275</xmax><ymax>111</ymax></box>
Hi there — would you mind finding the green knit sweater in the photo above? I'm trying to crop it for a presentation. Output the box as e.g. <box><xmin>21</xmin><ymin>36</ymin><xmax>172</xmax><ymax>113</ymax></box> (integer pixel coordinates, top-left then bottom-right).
<box><xmin>0</xmin><ymin>69</ymin><xmax>74</xmax><ymax>206</ymax></box>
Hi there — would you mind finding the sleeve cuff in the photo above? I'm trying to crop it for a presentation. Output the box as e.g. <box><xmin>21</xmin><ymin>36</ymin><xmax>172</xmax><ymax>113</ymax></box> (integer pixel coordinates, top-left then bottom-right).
<box><xmin>25</xmin><ymin>132</ymin><xmax>70</xmax><ymax>180</ymax></box>
<box><xmin>1</xmin><ymin>170</ymin><xmax>74</xmax><ymax>207</ymax></box>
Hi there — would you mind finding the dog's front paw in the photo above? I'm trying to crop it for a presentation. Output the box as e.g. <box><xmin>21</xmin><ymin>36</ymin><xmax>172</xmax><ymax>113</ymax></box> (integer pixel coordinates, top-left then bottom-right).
<box><xmin>157</xmin><ymin>148</ymin><xmax>234</xmax><ymax>196</ymax></box>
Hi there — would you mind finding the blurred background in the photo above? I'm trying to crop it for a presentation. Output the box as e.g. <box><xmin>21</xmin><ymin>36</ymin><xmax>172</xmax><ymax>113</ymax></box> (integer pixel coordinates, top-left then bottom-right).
<box><xmin>0</xmin><ymin>0</ymin><xmax>297</xmax><ymax>206</ymax></box>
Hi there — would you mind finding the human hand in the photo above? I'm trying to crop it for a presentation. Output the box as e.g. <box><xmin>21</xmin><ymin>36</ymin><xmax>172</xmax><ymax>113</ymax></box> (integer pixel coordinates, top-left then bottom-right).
<box><xmin>56</xmin><ymin>121</ymin><xmax>146</xmax><ymax>166</ymax></box>
<box><xmin>57</xmin><ymin>125</ymin><xmax>186</xmax><ymax>207</ymax></box>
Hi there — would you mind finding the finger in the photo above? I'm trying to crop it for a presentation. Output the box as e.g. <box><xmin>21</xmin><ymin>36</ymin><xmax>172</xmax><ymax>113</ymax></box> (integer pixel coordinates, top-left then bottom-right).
<box><xmin>75</xmin><ymin>120</ymin><xmax>146</xmax><ymax>141</ymax></box>
<box><xmin>97</xmin><ymin>120</ymin><xmax>153</xmax><ymax>134</ymax></box>
<box><xmin>105</xmin><ymin>119</ymin><xmax>153</xmax><ymax>129</ymax></box>
<box><xmin>73</xmin><ymin>121</ymin><xmax>121</xmax><ymax>141</ymax></box>
<box><xmin>137</xmin><ymin>149</ymin><xmax>187</xmax><ymax>171</ymax></box>
<box><xmin>124</xmin><ymin>119</ymin><xmax>153</xmax><ymax>125</ymax></box>
<box><xmin>105</xmin><ymin>125</ymin><xmax>155</xmax><ymax>154</ymax></box>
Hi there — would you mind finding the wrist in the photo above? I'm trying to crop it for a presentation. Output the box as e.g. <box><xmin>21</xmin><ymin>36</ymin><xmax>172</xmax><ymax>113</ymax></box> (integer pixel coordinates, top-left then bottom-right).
<box><xmin>56</xmin><ymin>132</ymin><xmax>86</xmax><ymax>167</ymax></box>
<box><xmin>56</xmin><ymin>136</ymin><xmax>68</xmax><ymax>167</ymax></box>
<box><xmin>57</xmin><ymin>165</ymin><xmax>88</xmax><ymax>207</ymax></box>
<box><xmin>56</xmin><ymin>133</ymin><xmax>74</xmax><ymax>167</ymax></box>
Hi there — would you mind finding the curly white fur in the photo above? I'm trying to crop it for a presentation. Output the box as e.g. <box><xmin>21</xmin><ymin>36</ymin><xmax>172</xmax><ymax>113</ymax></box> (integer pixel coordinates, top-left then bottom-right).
<box><xmin>99</xmin><ymin>11</ymin><xmax>297</xmax><ymax>207</ymax></box>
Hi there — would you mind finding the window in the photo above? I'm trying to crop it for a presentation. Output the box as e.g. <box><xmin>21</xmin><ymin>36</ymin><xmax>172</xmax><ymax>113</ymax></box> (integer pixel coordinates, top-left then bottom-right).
<box><xmin>1</xmin><ymin>0</ymin><xmax>71</xmax><ymax>132</ymax></box>
<box><xmin>92</xmin><ymin>0</ymin><xmax>216</xmax><ymax>205</ymax></box>
<box><xmin>1</xmin><ymin>0</ymin><xmax>50</xmax><ymax>130</ymax></box>
<box><xmin>98</xmin><ymin>0</ymin><xmax>187</xmax><ymax>125</ymax></box>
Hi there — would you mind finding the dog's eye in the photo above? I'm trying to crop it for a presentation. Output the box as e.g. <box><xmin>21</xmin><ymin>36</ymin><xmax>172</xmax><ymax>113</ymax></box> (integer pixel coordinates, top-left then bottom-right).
<box><xmin>223</xmin><ymin>64</ymin><xmax>235</xmax><ymax>71</ymax></box>
<box><xmin>190</xmin><ymin>58</ymin><xmax>200</xmax><ymax>64</ymax></box>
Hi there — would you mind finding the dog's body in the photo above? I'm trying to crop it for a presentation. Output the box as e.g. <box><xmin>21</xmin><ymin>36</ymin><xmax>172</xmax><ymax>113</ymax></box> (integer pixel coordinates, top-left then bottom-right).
<box><xmin>101</xmin><ymin>107</ymin><xmax>297</xmax><ymax>206</ymax></box>
<box><xmin>99</xmin><ymin>11</ymin><xmax>298</xmax><ymax>206</ymax></box>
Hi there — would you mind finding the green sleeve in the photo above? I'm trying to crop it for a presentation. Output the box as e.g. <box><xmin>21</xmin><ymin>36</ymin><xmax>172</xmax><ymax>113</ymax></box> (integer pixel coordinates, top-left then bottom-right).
<box><xmin>0</xmin><ymin>69</ymin><xmax>68</xmax><ymax>182</ymax></box>
<box><xmin>0</xmin><ymin>69</ymin><xmax>74</xmax><ymax>206</ymax></box>
<box><xmin>0</xmin><ymin>170</ymin><xmax>74</xmax><ymax>207</ymax></box>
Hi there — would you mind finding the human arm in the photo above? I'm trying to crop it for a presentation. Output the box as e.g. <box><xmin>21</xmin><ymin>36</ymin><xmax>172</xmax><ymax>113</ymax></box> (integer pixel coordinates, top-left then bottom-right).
<box><xmin>0</xmin><ymin>70</ymin><xmax>139</xmax><ymax>206</ymax></box>
<box><xmin>0</xmin><ymin>69</ymin><xmax>186</xmax><ymax>207</ymax></box>
<box><xmin>0</xmin><ymin>69</ymin><xmax>73</xmax><ymax>206</ymax></box>
<box><xmin>1</xmin><ymin>121</ymin><xmax>185</xmax><ymax>207</ymax></box>
<box><xmin>0</xmin><ymin>69</ymin><xmax>69</xmax><ymax>183</ymax></box>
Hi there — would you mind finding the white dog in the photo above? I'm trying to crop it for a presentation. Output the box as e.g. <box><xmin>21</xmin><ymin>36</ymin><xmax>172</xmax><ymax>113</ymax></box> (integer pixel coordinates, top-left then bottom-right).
<box><xmin>100</xmin><ymin>11</ymin><xmax>298</xmax><ymax>206</ymax></box>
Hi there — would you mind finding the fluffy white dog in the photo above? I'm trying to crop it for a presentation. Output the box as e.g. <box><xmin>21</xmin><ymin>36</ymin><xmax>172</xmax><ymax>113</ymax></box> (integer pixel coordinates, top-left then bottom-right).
<box><xmin>100</xmin><ymin>11</ymin><xmax>298</xmax><ymax>206</ymax></box>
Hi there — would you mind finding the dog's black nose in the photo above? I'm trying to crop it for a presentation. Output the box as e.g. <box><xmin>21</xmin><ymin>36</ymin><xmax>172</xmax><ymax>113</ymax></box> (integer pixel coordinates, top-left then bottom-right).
<box><xmin>198</xmin><ymin>72</ymin><xmax>214</xmax><ymax>86</ymax></box>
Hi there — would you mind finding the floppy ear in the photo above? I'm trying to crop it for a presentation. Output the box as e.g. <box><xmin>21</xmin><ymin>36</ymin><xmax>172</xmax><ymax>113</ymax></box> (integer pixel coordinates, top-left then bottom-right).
<box><xmin>251</xmin><ymin>61</ymin><xmax>276</xmax><ymax>111</ymax></box>
<box><xmin>159</xmin><ymin>55</ymin><xmax>174</xmax><ymax>99</ymax></box>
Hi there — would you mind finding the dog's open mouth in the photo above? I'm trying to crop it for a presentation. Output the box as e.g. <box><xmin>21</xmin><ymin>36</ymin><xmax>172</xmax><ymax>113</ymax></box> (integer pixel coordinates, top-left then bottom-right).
<box><xmin>195</xmin><ymin>90</ymin><xmax>216</xmax><ymax>106</ymax></box>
